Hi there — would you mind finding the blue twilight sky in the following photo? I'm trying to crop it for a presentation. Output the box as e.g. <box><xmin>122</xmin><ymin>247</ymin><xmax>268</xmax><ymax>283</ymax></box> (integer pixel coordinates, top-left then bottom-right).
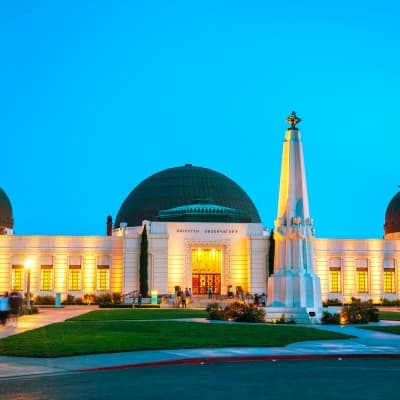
<box><xmin>1</xmin><ymin>0</ymin><xmax>399</xmax><ymax>238</ymax></box>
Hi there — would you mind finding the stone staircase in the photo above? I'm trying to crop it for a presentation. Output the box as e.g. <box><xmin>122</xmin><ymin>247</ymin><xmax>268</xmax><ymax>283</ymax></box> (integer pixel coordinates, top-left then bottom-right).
<box><xmin>186</xmin><ymin>295</ymin><xmax>237</xmax><ymax>309</ymax></box>
<box><xmin>161</xmin><ymin>294</ymin><xmax>243</xmax><ymax>309</ymax></box>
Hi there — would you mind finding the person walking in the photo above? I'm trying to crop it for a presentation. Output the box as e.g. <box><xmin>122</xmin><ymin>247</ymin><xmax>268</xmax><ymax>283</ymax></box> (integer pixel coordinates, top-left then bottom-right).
<box><xmin>0</xmin><ymin>292</ymin><xmax>9</xmax><ymax>326</ymax></box>
<box><xmin>8</xmin><ymin>292</ymin><xmax>22</xmax><ymax>328</ymax></box>
<box><xmin>208</xmin><ymin>286</ymin><xmax>213</xmax><ymax>300</ymax></box>
<box><xmin>260</xmin><ymin>292</ymin><xmax>267</xmax><ymax>307</ymax></box>
<box><xmin>181</xmin><ymin>290</ymin><xmax>187</xmax><ymax>308</ymax></box>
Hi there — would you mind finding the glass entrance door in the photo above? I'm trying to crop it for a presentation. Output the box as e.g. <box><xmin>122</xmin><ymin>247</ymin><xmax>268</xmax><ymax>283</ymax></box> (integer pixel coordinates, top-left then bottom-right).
<box><xmin>192</xmin><ymin>273</ymin><xmax>221</xmax><ymax>295</ymax></box>
<box><xmin>191</xmin><ymin>248</ymin><xmax>221</xmax><ymax>295</ymax></box>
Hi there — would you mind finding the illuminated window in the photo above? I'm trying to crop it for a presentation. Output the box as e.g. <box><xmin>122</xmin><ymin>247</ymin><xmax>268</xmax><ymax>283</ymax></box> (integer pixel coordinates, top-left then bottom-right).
<box><xmin>356</xmin><ymin>268</ymin><xmax>368</xmax><ymax>293</ymax></box>
<box><xmin>40</xmin><ymin>265</ymin><xmax>53</xmax><ymax>291</ymax></box>
<box><xmin>11</xmin><ymin>265</ymin><xmax>24</xmax><ymax>291</ymax></box>
<box><xmin>97</xmin><ymin>265</ymin><xmax>109</xmax><ymax>291</ymax></box>
<box><xmin>329</xmin><ymin>268</ymin><xmax>341</xmax><ymax>293</ymax></box>
<box><xmin>383</xmin><ymin>269</ymin><xmax>396</xmax><ymax>294</ymax></box>
<box><xmin>69</xmin><ymin>266</ymin><xmax>81</xmax><ymax>291</ymax></box>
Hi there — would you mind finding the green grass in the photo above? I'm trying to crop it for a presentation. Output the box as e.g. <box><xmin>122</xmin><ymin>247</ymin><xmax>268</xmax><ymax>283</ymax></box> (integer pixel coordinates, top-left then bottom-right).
<box><xmin>378</xmin><ymin>311</ymin><xmax>400</xmax><ymax>321</ymax></box>
<box><xmin>69</xmin><ymin>309</ymin><xmax>208</xmax><ymax>321</ymax></box>
<box><xmin>359</xmin><ymin>325</ymin><xmax>400</xmax><ymax>335</ymax></box>
<box><xmin>0</xmin><ymin>320</ymin><xmax>353</xmax><ymax>358</ymax></box>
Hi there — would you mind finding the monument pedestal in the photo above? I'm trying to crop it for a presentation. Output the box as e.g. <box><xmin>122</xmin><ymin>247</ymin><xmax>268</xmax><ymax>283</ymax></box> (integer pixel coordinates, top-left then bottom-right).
<box><xmin>267</xmin><ymin>270</ymin><xmax>322</xmax><ymax>323</ymax></box>
<box><xmin>264</xmin><ymin>307</ymin><xmax>321</xmax><ymax>324</ymax></box>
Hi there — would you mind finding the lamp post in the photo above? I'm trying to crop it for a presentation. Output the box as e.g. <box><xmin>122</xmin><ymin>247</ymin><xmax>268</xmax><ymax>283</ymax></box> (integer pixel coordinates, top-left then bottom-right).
<box><xmin>25</xmin><ymin>259</ymin><xmax>33</xmax><ymax>311</ymax></box>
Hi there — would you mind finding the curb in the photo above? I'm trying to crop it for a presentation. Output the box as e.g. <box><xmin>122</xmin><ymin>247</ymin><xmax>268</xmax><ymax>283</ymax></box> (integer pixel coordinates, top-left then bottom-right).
<box><xmin>78</xmin><ymin>353</ymin><xmax>400</xmax><ymax>372</ymax></box>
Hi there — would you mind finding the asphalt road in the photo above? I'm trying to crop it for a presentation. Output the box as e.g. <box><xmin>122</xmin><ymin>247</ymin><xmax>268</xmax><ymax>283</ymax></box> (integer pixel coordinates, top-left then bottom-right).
<box><xmin>1</xmin><ymin>358</ymin><xmax>399</xmax><ymax>400</ymax></box>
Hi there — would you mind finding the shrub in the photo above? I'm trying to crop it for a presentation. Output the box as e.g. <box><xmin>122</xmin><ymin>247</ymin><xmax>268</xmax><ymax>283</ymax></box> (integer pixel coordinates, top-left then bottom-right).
<box><xmin>134</xmin><ymin>304</ymin><xmax>160</xmax><ymax>308</ymax></box>
<box><xmin>62</xmin><ymin>295</ymin><xmax>84</xmax><ymax>305</ymax></box>
<box><xmin>34</xmin><ymin>295</ymin><xmax>56</xmax><ymax>305</ymax></box>
<box><xmin>234</xmin><ymin>305</ymin><xmax>266</xmax><ymax>323</ymax></box>
<box><xmin>341</xmin><ymin>298</ymin><xmax>379</xmax><ymax>324</ymax></box>
<box><xmin>112</xmin><ymin>292</ymin><xmax>121</xmax><ymax>304</ymax></box>
<box><xmin>83</xmin><ymin>294</ymin><xmax>95</xmax><ymax>305</ymax></box>
<box><xmin>322</xmin><ymin>298</ymin><xmax>379</xmax><ymax>324</ymax></box>
<box><xmin>223</xmin><ymin>301</ymin><xmax>245</xmax><ymax>321</ymax></box>
<box><xmin>380</xmin><ymin>298</ymin><xmax>400</xmax><ymax>306</ymax></box>
<box><xmin>206</xmin><ymin>302</ymin><xmax>224</xmax><ymax>320</ymax></box>
<box><xmin>323</xmin><ymin>298</ymin><xmax>343</xmax><ymax>307</ymax></box>
<box><xmin>206</xmin><ymin>301</ymin><xmax>265</xmax><ymax>323</ymax></box>
<box><xmin>321</xmin><ymin>311</ymin><xmax>340</xmax><ymax>324</ymax></box>
<box><xmin>273</xmin><ymin>314</ymin><xmax>296</xmax><ymax>324</ymax></box>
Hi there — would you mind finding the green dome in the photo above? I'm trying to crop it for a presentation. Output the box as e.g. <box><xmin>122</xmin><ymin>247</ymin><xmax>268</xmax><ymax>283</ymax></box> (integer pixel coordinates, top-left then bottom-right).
<box><xmin>115</xmin><ymin>165</ymin><xmax>261</xmax><ymax>227</ymax></box>
<box><xmin>0</xmin><ymin>187</ymin><xmax>13</xmax><ymax>231</ymax></box>
<box><xmin>384</xmin><ymin>190</ymin><xmax>400</xmax><ymax>236</ymax></box>
<box><xmin>158</xmin><ymin>199</ymin><xmax>251</xmax><ymax>223</ymax></box>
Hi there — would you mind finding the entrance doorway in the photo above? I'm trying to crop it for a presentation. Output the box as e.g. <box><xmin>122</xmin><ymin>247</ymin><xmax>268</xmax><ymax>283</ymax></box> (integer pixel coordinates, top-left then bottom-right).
<box><xmin>191</xmin><ymin>248</ymin><xmax>222</xmax><ymax>295</ymax></box>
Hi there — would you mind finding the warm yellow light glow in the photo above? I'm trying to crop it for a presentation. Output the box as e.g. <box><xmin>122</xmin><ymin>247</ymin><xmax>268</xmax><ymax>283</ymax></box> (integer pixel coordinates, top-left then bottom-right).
<box><xmin>25</xmin><ymin>259</ymin><xmax>33</xmax><ymax>269</ymax></box>
<box><xmin>339</xmin><ymin>313</ymin><xmax>348</xmax><ymax>325</ymax></box>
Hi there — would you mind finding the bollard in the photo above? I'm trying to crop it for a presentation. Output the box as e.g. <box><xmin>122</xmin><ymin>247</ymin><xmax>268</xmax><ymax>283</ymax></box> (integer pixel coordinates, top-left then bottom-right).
<box><xmin>55</xmin><ymin>293</ymin><xmax>62</xmax><ymax>308</ymax></box>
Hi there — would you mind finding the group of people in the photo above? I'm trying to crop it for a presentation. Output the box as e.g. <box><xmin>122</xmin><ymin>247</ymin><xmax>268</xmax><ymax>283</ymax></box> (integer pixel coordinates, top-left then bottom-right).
<box><xmin>0</xmin><ymin>292</ymin><xmax>22</xmax><ymax>327</ymax></box>
<box><xmin>253</xmin><ymin>292</ymin><xmax>267</xmax><ymax>307</ymax></box>
<box><xmin>176</xmin><ymin>288</ymin><xmax>192</xmax><ymax>308</ymax></box>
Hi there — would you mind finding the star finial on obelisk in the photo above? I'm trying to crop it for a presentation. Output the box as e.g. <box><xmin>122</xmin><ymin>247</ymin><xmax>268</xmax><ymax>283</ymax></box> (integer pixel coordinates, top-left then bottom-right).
<box><xmin>285</xmin><ymin>111</ymin><xmax>301</xmax><ymax>129</ymax></box>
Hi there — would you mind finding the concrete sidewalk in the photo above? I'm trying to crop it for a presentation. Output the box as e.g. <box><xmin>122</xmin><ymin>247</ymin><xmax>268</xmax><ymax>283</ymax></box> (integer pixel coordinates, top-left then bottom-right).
<box><xmin>0</xmin><ymin>306</ymin><xmax>399</xmax><ymax>379</ymax></box>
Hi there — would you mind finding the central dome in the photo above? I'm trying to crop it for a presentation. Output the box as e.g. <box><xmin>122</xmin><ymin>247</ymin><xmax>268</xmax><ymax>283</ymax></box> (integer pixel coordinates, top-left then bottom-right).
<box><xmin>114</xmin><ymin>165</ymin><xmax>261</xmax><ymax>227</ymax></box>
<box><xmin>0</xmin><ymin>187</ymin><xmax>13</xmax><ymax>232</ymax></box>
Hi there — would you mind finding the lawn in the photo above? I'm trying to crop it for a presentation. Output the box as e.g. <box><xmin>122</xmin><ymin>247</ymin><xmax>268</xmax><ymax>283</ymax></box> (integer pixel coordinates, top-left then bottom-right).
<box><xmin>69</xmin><ymin>308</ymin><xmax>208</xmax><ymax>321</ymax></box>
<box><xmin>0</xmin><ymin>310</ymin><xmax>353</xmax><ymax>357</ymax></box>
<box><xmin>378</xmin><ymin>311</ymin><xmax>400</xmax><ymax>321</ymax></box>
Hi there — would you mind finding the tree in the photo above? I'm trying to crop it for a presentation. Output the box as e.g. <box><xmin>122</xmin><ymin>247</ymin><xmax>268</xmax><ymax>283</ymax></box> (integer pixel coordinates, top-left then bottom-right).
<box><xmin>139</xmin><ymin>224</ymin><xmax>149</xmax><ymax>297</ymax></box>
<box><xmin>268</xmin><ymin>228</ymin><xmax>275</xmax><ymax>276</ymax></box>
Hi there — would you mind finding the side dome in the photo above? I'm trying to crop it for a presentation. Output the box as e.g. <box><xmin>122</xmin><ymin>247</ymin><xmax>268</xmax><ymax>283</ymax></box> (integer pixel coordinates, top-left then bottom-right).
<box><xmin>384</xmin><ymin>191</ymin><xmax>400</xmax><ymax>238</ymax></box>
<box><xmin>114</xmin><ymin>164</ymin><xmax>261</xmax><ymax>227</ymax></box>
<box><xmin>0</xmin><ymin>187</ymin><xmax>14</xmax><ymax>233</ymax></box>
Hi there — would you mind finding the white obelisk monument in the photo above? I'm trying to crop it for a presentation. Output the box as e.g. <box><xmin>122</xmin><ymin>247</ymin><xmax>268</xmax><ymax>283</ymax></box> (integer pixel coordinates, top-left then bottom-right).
<box><xmin>266</xmin><ymin>111</ymin><xmax>322</xmax><ymax>323</ymax></box>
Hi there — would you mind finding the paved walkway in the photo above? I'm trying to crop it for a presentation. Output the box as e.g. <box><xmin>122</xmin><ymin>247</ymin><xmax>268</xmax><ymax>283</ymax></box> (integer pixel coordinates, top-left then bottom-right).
<box><xmin>0</xmin><ymin>306</ymin><xmax>399</xmax><ymax>379</ymax></box>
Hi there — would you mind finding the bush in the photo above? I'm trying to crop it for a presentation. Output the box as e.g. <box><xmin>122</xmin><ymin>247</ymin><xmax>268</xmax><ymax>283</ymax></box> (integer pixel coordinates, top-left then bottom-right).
<box><xmin>321</xmin><ymin>311</ymin><xmax>340</xmax><ymax>324</ymax></box>
<box><xmin>206</xmin><ymin>301</ymin><xmax>265</xmax><ymax>323</ymax></box>
<box><xmin>223</xmin><ymin>301</ymin><xmax>245</xmax><ymax>321</ymax></box>
<box><xmin>34</xmin><ymin>295</ymin><xmax>56</xmax><ymax>305</ymax></box>
<box><xmin>83</xmin><ymin>294</ymin><xmax>95</xmax><ymax>305</ymax></box>
<box><xmin>134</xmin><ymin>304</ymin><xmax>160</xmax><ymax>308</ymax></box>
<box><xmin>234</xmin><ymin>305</ymin><xmax>266</xmax><ymax>323</ymax></box>
<box><xmin>62</xmin><ymin>295</ymin><xmax>84</xmax><ymax>305</ymax></box>
<box><xmin>94</xmin><ymin>293</ymin><xmax>112</xmax><ymax>304</ymax></box>
<box><xmin>380</xmin><ymin>298</ymin><xmax>400</xmax><ymax>306</ymax></box>
<box><xmin>274</xmin><ymin>314</ymin><xmax>296</xmax><ymax>324</ymax></box>
<box><xmin>322</xmin><ymin>298</ymin><xmax>379</xmax><ymax>324</ymax></box>
<box><xmin>206</xmin><ymin>303</ymin><xmax>224</xmax><ymax>320</ymax></box>
<box><xmin>323</xmin><ymin>298</ymin><xmax>343</xmax><ymax>307</ymax></box>
<box><xmin>341</xmin><ymin>298</ymin><xmax>379</xmax><ymax>324</ymax></box>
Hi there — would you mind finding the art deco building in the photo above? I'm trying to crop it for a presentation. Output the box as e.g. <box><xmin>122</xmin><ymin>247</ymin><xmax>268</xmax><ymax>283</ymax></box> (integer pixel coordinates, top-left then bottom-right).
<box><xmin>0</xmin><ymin>116</ymin><xmax>399</xmax><ymax>305</ymax></box>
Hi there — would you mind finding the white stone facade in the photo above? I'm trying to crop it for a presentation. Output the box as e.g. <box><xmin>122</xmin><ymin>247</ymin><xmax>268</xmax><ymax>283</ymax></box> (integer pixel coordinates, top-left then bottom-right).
<box><xmin>1</xmin><ymin>224</ymin><xmax>400</xmax><ymax>303</ymax></box>
<box><xmin>314</xmin><ymin>237</ymin><xmax>400</xmax><ymax>304</ymax></box>
<box><xmin>0</xmin><ymin>221</ymin><xmax>269</xmax><ymax>301</ymax></box>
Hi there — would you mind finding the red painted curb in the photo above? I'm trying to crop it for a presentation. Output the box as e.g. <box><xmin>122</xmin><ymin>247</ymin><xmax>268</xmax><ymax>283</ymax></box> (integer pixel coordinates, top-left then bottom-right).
<box><xmin>78</xmin><ymin>353</ymin><xmax>400</xmax><ymax>373</ymax></box>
